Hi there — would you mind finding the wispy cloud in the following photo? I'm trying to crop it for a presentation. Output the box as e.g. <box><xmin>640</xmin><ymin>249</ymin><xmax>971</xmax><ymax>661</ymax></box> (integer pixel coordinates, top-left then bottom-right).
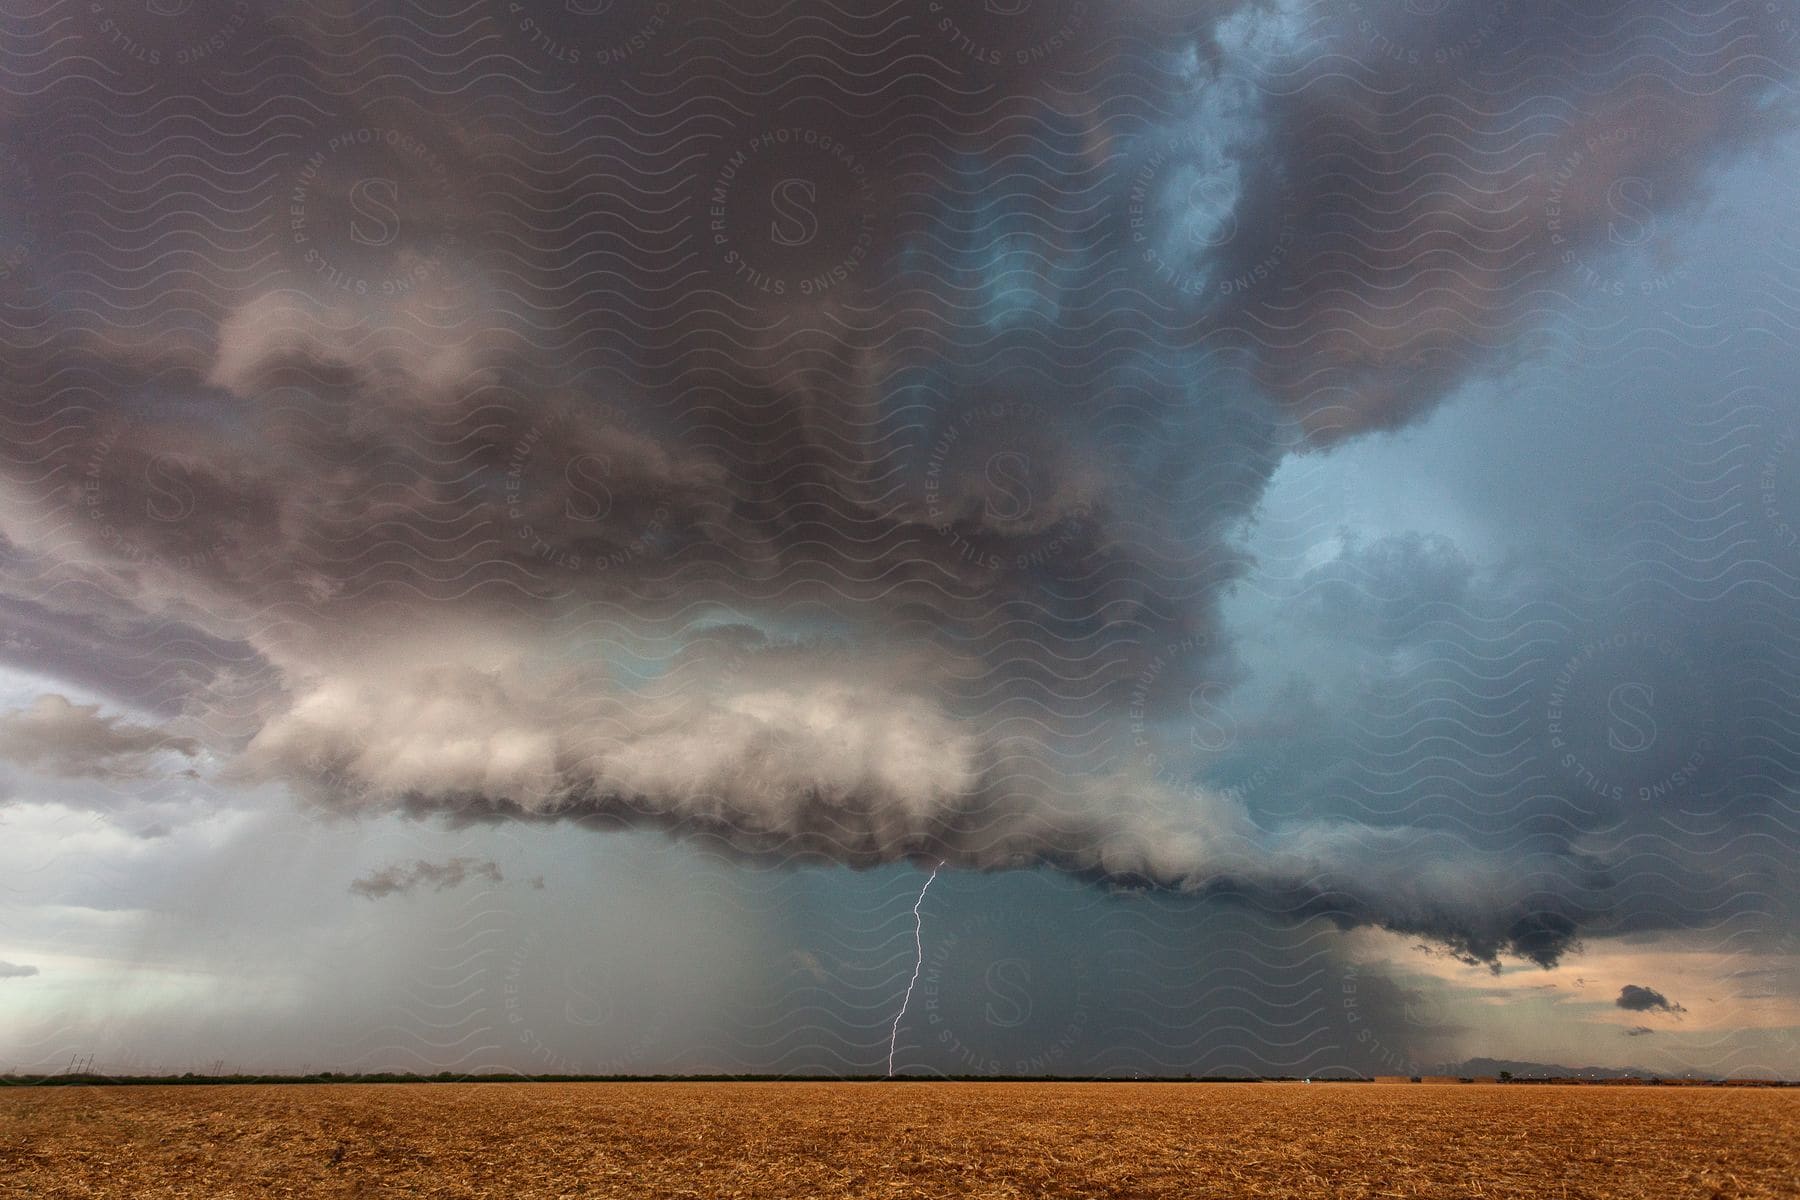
<box><xmin>349</xmin><ymin>858</ymin><xmax>505</xmax><ymax>900</ymax></box>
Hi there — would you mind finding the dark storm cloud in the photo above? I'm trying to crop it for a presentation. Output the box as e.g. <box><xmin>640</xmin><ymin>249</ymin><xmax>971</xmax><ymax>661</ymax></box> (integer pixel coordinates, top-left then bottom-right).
<box><xmin>1225</xmin><ymin>0</ymin><xmax>1799</xmax><ymax>440</ymax></box>
<box><xmin>0</xmin><ymin>593</ymin><xmax>257</xmax><ymax>722</ymax></box>
<box><xmin>0</xmin><ymin>961</ymin><xmax>39</xmax><ymax>979</ymax></box>
<box><xmin>1616</xmin><ymin>984</ymin><xmax>1686</xmax><ymax>1016</ymax></box>
<box><xmin>349</xmin><ymin>857</ymin><xmax>505</xmax><ymax>900</ymax></box>
<box><xmin>0</xmin><ymin>0</ymin><xmax>1792</xmax><ymax>970</ymax></box>
<box><xmin>0</xmin><ymin>695</ymin><xmax>198</xmax><ymax>780</ymax></box>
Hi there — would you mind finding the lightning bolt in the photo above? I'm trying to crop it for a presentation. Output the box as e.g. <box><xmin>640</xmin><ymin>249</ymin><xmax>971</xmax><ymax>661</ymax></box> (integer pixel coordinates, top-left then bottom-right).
<box><xmin>886</xmin><ymin>860</ymin><xmax>943</xmax><ymax>1077</ymax></box>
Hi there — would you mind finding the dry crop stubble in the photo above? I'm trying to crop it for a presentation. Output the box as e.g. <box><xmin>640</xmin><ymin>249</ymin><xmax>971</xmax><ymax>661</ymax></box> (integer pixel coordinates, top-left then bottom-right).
<box><xmin>1</xmin><ymin>1081</ymin><xmax>1796</xmax><ymax>1199</ymax></box>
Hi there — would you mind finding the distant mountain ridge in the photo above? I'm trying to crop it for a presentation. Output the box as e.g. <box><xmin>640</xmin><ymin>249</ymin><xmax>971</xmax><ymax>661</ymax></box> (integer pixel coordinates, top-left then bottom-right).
<box><xmin>1439</xmin><ymin>1057</ymin><xmax>1689</xmax><ymax>1080</ymax></box>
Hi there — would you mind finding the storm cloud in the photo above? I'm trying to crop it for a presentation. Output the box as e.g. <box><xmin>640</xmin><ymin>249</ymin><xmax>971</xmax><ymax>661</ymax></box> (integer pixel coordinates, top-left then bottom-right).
<box><xmin>0</xmin><ymin>695</ymin><xmax>199</xmax><ymax>780</ymax></box>
<box><xmin>0</xmin><ymin>0</ymin><xmax>1793</xmax><ymax>989</ymax></box>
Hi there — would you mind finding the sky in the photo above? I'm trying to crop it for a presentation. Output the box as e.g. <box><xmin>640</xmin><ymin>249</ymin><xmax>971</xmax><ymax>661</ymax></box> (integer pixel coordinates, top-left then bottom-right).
<box><xmin>0</xmin><ymin>0</ymin><xmax>1797</xmax><ymax>1079</ymax></box>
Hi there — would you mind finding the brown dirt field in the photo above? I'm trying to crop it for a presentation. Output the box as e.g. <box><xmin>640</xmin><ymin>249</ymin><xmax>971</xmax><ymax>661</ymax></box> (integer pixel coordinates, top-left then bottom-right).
<box><xmin>0</xmin><ymin>1081</ymin><xmax>1794</xmax><ymax>1199</ymax></box>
